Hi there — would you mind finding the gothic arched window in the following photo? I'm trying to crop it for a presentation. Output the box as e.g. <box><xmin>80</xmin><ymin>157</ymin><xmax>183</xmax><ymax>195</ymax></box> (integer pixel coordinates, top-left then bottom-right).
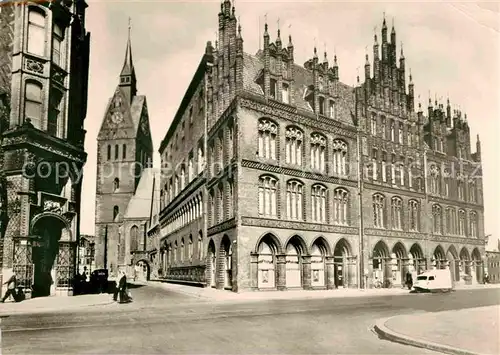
<box><xmin>373</xmin><ymin>194</ymin><xmax>385</xmax><ymax>228</ymax></box>
<box><xmin>458</xmin><ymin>209</ymin><xmax>466</xmax><ymax>236</ymax></box>
<box><xmin>432</xmin><ymin>204</ymin><xmax>442</xmax><ymax>234</ymax></box>
<box><xmin>333</xmin><ymin>188</ymin><xmax>349</xmax><ymax>225</ymax></box>
<box><xmin>311</xmin><ymin>184</ymin><xmax>327</xmax><ymax>223</ymax></box>
<box><xmin>113</xmin><ymin>206</ymin><xmax>119</xmax><ymax>221</ymax></box>
<box><xmin>310</xmin><ymin>133</ymin><xmax>326</xmax><ymax>172</ymax></box>
<box><xmin>332</xmin><ymin>139</ymin><xmax>348</xmax><ymax>176</ymax></box>
<box><xmin>408</xmin><ymin>199</ymin><xmax>419</xmax><ymax>231</ymax></box>
<box><xmin>258</xmin><ymin>175</ymin><xmax>277</xmax><ymax>217</ymax></box>
<box><xmin>130</xmin><ymin>225</ymin><xmax>139</xmax><ymax>251</ymax></box>
<box><xmin>391</xmin><ymin>197</ymin><xmax>403</xmax><ymax>230</ymax></box>
<box><xmin>286</xmin><ymin>180</ymin><xmax>303</xmax><ymax>220</ymax></box>
<box><xmin>285</xmin><ymin>126</ymin><xmax>303</xmax><ymax>166</ymax></box>
<box><xmin>470</xmin><ymin>212</ymin><xmax>478</xmax><ymax>238</ymax></box>
<box><xmin>469</xmin><ymin>180</ymin><xmax>477</xmax><ymax>203</ymax></box>
<box><xmin>113</xmin><ymin>178</ymin><xmax>119</xmax><ymax>192</ymax></box>
<box><xmin>258</xmin><ymin>118</ymin><xmax>278</xmax><ymax>160</ymax></box>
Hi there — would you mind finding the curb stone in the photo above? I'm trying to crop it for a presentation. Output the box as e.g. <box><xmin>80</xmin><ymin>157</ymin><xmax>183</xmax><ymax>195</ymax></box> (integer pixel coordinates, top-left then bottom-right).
<box><xmin>373</xmin><ymin>316</ymin><xmax>482</xmax><ymax>355</ymax></box>
<box><xmin>0</xmin><ymin>299</ymin><xmax>115</xmax><ymax>317</ymax></box>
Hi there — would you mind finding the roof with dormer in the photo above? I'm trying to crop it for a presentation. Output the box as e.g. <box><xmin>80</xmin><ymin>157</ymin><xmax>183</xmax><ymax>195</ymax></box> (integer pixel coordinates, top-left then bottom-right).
<box><xmin>241</xmin><ymin>52</ymin><xmax>356</xmax><ymax>126</ymax></box>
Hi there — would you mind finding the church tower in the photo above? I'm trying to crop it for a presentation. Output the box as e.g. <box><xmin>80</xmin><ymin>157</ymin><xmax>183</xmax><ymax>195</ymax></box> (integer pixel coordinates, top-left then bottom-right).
<box><xmin>94</xmin><ymin>22</ymin><xmax>153</xmax><ymax>273</ymax></box>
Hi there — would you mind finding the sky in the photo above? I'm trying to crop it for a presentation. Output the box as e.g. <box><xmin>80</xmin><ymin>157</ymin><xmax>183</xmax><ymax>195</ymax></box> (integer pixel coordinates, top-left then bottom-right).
<box><xmin>81</xmin><ymin>0</ymin><xmax>500</xmax><ymax>250</ymax></box>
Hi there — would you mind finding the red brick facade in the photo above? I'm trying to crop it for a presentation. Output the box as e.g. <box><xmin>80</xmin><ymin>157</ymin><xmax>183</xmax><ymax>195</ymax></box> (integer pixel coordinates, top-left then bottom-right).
<box><xmin>154</xmin><ymin>2</ymin><xmax>486</xmax><ymax>292</ymax></box>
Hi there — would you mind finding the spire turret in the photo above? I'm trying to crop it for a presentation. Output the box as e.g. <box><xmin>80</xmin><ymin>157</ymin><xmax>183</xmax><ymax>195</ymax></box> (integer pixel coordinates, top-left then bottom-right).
<box><xmin>332</xmin><ymin>53</ymin><xmax>339</xmax><ymax>81</ymax></box>
<box><xmin>391</xmin><ymin>17</ymin><xmax>396</xmax><ymax>44</ymax></box>
<box><xmin>364</xmin><ymin>53</ymin><xmax>370</xmax><ymax>81</ymax></box>
<box><xmin>119</xmin><ymin>18</ymin><xmax>137</xmax><ymax>103</ymax></box>
<box><xmin>382</xmin><ymin>13</ymin><xmax>388</xmax><ymax>43</ymax></box>
<box><xmin>476</xmin><ymin>134</ymin><xmax>481</xmax><ymax>160</ymax></box>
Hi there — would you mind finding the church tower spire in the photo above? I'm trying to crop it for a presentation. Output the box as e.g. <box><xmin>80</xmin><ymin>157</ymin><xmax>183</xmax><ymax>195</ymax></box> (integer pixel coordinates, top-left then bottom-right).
<box><xmin>119</xmin><ymin>18</ymin><xmax>137</xmax><ymax>103</ymax></box>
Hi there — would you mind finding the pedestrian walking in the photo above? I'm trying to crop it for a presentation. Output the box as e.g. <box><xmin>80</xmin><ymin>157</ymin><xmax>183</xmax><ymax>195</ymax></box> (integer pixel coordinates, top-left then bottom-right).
<box><xmin>1</xmin><ymin>272</ymin><xmax>18</xmax><ymax>303</ymax></box>
<box><xmin>405</xmin><ymin>271</ymin><xmax>413</xmax><ymax>290</ymax></box>
<box><xmin>113</xmin><ymin>270</ymin><xmax>131</xmax><ymax>303</ymax></box>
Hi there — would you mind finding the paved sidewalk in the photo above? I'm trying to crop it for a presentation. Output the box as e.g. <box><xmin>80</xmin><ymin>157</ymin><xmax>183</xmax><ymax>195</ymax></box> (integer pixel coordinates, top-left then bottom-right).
<box><xmin>374</xmin><ymin>305</ymin><xmax>500</xmax><ymax>355</ymax></box>
<box><xmin>0</xmin><ymin>293</ymin><xmax>114</xmax><ymax>317</ymax></box>
<box><xmin>146</xmin><ymin>280</ymin><xmax>500</xmax><ymax>302</ymax></box>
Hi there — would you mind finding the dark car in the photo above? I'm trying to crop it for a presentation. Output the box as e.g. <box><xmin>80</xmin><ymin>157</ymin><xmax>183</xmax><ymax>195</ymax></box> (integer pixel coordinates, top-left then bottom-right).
<box><xmin>89</xmin><ymin>269</ymin><xmax>109</xmax><ymax>293</ymax></box>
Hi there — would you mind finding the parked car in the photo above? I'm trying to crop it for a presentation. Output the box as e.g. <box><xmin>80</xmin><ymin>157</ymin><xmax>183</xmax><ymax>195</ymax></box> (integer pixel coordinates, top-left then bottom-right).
<box><xmin>89</xmin><ymin>269</ymin><xmax>109</xmax><ymax>293</ymax></box>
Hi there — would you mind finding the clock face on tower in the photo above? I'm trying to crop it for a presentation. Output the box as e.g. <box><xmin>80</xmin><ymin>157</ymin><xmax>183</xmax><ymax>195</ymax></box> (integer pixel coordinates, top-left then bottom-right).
<box><xmin>111</xmin><ymin>112</ymin><xmax>123</xmax><ymax>124</ymax></box>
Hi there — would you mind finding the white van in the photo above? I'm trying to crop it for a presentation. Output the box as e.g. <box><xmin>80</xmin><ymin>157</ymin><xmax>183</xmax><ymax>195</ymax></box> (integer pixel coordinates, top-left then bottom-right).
<box><xmin>413</xmin><ymin>269</ymin><xmax>453</xmax><ymax>293</ymax></box>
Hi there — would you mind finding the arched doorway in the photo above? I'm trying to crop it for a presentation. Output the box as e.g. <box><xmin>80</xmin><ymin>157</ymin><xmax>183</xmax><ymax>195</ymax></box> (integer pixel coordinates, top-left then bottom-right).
<box><xmin>220</xmin><ymin>235</ymin><xmax>232</xmax><ymax>289</ymax></box>
<box><xmin>31</xmin><ymin>214</ymin><xmax>71</xmax><ymax>297</ymax></box>
<box><xmin>409</xmin><ymin>243</ymin><xmax>426</xmax><ymax>274</ymax></box>
<box><xmin>392</xmin><ymin>242</ymin><xmax>408</xmax><ymax>287</ymax></box>
<box><xmin>433</xmin><ymin>245</ymin><xmax>447</xmax><ymax>269</ymax></box>
<box><xmin>311</xmin><ymin>237</ymin><xmax>330</xmax><ymax>288</ymax></box>
<box><xmin>334</xmin><ymin>238</ymin><xmax>355</xmax><ymax>288</ymax></box>
<box><xmin>446</xmin><ymin>246</ymin><xmax>460</xmax><ymax>283</ymax></box>
<box><xmin>207</xmin><ymin>239</ymin><xmax>216</xmax><ymax>288</ymax></box>
<box><xmin>285</xmin><ymin>235</ymin><xmax>306</xmax><ymax>289</ymax></box>
<box><xmin>459</xmin><ymin>247</ymin><xmax>471</xmax><ymax>284</ymax></box>
<box><xmin>135</xmin><ymin>260</ymin><xmax>150</xmax><ymax>281</ymax></box>
<box><xmin>471</xmin><ymin>248</ymin><xmax>482</xmax><ymax>284</ymax></box>
<box><xmin>256</xmin><ymin>234</ymin><xmax>279</xmax><ymax>289</ymax></box>
<box><xmin>372</xmin><ymin>240</ymin><xmax>390</xmax><ymax>288</ymax></box>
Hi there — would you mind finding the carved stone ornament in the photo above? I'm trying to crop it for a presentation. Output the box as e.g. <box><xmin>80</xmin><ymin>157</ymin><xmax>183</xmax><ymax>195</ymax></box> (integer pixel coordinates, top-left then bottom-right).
<box><xmin>52</xmin><ymin>66</ymin><xmax>66</xmax><ymax>85</ymax></box>
<box><xmin>24</xmin><ymin>58</ymin><xmax>44</xmax><ymax>75</ymax></box>
<box><xmin>43</xmin><ymin>200</ymin><xmax>62</xmax><ymax>213</ymax></box>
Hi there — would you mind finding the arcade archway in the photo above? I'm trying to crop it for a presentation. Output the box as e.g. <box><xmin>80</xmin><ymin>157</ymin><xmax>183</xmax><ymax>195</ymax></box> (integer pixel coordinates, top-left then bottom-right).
<box><xmin>432</xmin><ymin>245</ymin><xmax>447</xmax><ymax>269</ymax></box>
<box><xmin>372</xmin><ymin>240</ymin><xmax>391</xmax><ymax>287</ymax></box>
<box><xmin>409</xmin><ymin>243</ymin><xmax>426</xmax><ymax>274</ymax></box>
<box><xmin>334</xmin><ymin>238</ymin><xmax>355</xmax><ymax>288</ymax></box>
<box><xmin>310</xmin><ymin>237</ymin><xmax>330</xmax><ymax>288</ymax></box>
<box><xmin>285</xmin><ymin>235</ymin><xmax>307</xmax><ymax>289</ymax></box>
<box><xmin>459</xmin><ymin>247</ymin><xmax>471</xmax><ymax>282</ymax></box>
<box><xmin>392</xmin><ymin>242</ymin><xmax>408</xmax><ymax>287</ymax></box>
<box><xmin>471</xmin><ymin>248</ymin><xmax>483</xmax><ymax>284</ymax></box>
<box><xmin>220</xmin><ymin>235</ymin><xmax>232</xmax><ymax>289</ymax></box>
<box><xmin>207</xmin><ymin>239</ymin><xmax>216</xmax><ymax>288</ymax></box>
<box><xmin>256</xmin><ymin>234</ymin><xmax>280</xmax><ymax>289</ymax></box>
<box><xmin>135</xmin><ymin>260</ymin><xmax>150</xmax><ymax>281</ymax></box>
<box><xmin>30</xmin><ymin>213</ymin><xmax>72</xmax><ymax>297</ymax></box>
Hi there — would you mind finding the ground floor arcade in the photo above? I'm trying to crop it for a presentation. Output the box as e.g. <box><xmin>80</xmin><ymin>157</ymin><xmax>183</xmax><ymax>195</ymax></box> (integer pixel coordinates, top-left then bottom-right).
<box><xmin>156</xmin><ymin>229</ymin><xmax>485</xmax><ymax>292</ymax></box>
<box><xmin>203</xmin><ymin>233</ymin><xmax>485</xmax><ymax>292</ymax></box>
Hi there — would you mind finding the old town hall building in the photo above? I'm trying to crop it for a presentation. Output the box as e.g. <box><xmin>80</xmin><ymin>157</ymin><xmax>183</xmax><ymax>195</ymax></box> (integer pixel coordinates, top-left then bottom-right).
<box><xmin>148</xmin><ymin>1</ymin><xmax>486</xmax><ymax>291</ymax></box>
<box><xmin>0</xmin><ymin>0</ymin><xmax>90</xmax><ymax>297</ymax></box>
